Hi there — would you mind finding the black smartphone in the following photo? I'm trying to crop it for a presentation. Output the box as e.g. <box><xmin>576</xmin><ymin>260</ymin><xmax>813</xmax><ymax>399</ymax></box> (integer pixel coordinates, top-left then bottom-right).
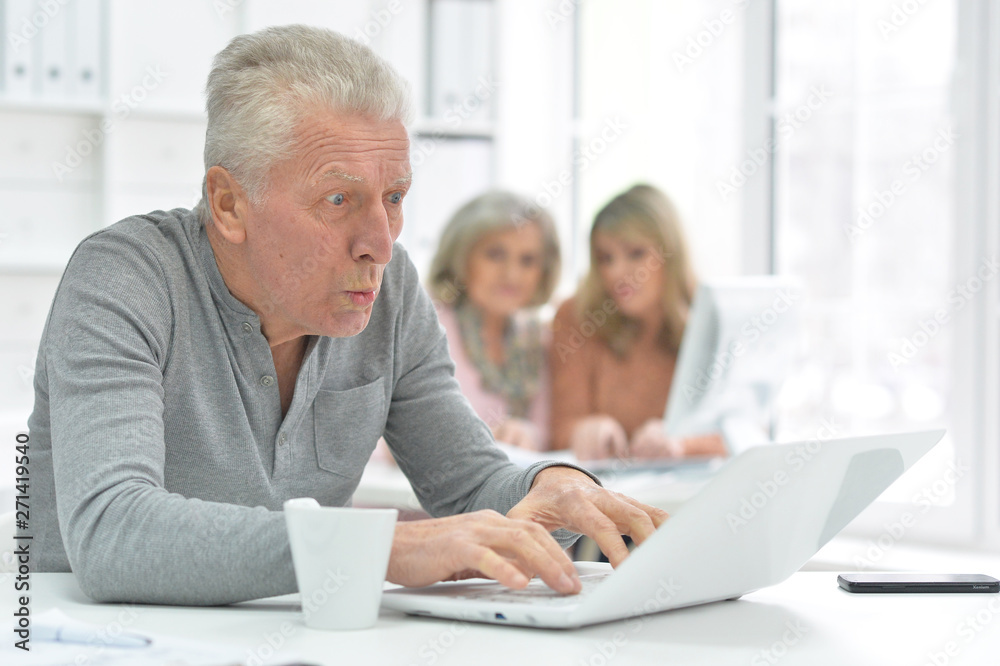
<box><xmin>838</xmin><ymin>573</ymin><xmax>1000</xmax><ymax>593</ymax></box>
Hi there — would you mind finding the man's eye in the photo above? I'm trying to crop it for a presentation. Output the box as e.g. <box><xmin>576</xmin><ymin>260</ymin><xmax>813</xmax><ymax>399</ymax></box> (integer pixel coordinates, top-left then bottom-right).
<box><xmin>388</xmin><ymin>192</ymin><xmax>403</xmax><ymax>204</ymax></box>
<box><xmin>327</xmin><ymin>193</ymin><xmax>345</xmax><ymax>205</ymax></box>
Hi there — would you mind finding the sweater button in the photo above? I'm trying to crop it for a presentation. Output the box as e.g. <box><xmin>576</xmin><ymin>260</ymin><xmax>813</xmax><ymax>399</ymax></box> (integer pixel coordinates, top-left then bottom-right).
<box><xmin>260</xmin><ymin>375</ymin><xmax>274</xmax><ymax>387</ymax></box>
<box><xmin>242</xmin><ymin>322</ymin><xmax>253</xmax><ymax>334</ymax></box>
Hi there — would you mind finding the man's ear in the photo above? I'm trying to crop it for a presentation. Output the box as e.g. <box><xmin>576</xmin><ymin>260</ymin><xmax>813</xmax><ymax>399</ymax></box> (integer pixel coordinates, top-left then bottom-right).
<box><xmin>205</xmin><ymin>165</ymin><xmax>249</xmax><ymax>244</ymax></box>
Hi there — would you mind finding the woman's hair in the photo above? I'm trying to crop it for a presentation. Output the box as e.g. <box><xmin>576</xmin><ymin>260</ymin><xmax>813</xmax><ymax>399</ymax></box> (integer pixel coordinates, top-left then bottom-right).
<box><xmin>194</xmin><ymin>24</ymin><xmax>412</xmax><ymax>222</ymax></box>
<box><xmin>576</xmin><ymin>184</ymin><xmax>697</xmax><ymax>356</ymax></box>
<box><xmin>428</xmin><ymin>191</ymin><xmax>561</xmax><ymax>308</ymax></box>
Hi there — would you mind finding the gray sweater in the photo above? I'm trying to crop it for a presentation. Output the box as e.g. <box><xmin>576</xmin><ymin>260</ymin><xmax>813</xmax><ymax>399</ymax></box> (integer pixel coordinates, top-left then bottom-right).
<box><xmin>26</xmin><ymin>208</ymin><xmax>584</xmax><ymax>605</ymax></box>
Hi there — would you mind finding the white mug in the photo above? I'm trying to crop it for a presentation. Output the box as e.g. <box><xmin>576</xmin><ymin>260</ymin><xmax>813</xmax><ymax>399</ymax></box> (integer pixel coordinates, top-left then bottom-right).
<box><xmin>283</xmin><ymin>498</ymin><xmax>398</xmax><ymax>630</ymax></box>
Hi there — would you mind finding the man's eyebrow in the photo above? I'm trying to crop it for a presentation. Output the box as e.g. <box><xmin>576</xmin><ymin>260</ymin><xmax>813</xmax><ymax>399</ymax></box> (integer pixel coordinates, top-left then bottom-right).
<box><xmin>317</xmin><ymin>169</ymin><xmax>365</xmax><ymax>184</ymax></box>
<box><xmin>315</xmin><ymin>170</ymin><xmax>413</xmax><ymax>187</ymax></box>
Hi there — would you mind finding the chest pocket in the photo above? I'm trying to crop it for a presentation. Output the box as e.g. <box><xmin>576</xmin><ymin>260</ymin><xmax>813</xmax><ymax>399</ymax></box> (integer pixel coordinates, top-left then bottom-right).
<box><xmin>313</xmin><ymin>377</ymin><xmax>386</xmax><ymax>479</ymax></box>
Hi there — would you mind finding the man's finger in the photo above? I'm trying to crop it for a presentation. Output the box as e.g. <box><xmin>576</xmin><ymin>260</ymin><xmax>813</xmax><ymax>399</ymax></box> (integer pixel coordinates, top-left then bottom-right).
<box><xmin>489</xmin><ymin>524</ymin><xmax>579</xmax><ymax>594</ymax></box>
<box><xmin>622</xmin><ymin>494</ymin><xmax>670</xmax><ymax>529</ymax></box>
<box><xmin>515</xmin><ymin>519</ymin><xmax>580</xmax><ymax>585</ymax></box>
<box><xmin>572</xmin><ymin>509</ymin><xmax>631</xmax><ymax>567</ymax></box>
<box><xmin>471</xmin><ymin>545</ymin><xmax>531</xmax><ymax>589</ymax></box>
<box><xmin>593</xmin><ymin>493</ymin><xmax>660</xmax><ymax>546</ymax></box>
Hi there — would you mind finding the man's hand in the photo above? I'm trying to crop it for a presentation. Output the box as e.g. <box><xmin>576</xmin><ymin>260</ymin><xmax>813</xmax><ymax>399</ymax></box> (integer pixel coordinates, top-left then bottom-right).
<box><xmin>507</xmin><ymin>466</ymin><xmax>669</xmax><ymax>567</ymax></box>
<box><xmin>386</xmin><ymin>510</ymin><xmax>582</xmax><ymax>594</ymax></box>
<box><xmin>569</xmin><ymin>415</ymin><xmax>628</xmax><ymax>460</ymax></box>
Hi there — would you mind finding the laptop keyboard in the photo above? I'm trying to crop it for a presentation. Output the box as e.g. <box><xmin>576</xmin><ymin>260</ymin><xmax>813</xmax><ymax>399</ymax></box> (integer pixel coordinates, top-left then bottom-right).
<box><xmin>450</xmin><ymin>573</ymin><xmax>610</xmax><ymax>605</ymax></box>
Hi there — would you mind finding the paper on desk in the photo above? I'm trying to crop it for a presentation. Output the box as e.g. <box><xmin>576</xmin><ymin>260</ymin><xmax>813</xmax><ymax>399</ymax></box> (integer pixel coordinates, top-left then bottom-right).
<box><xmin>2</xmin><ymin>608</ymin><xmax>297</xmax><ymax>666</ymax></box>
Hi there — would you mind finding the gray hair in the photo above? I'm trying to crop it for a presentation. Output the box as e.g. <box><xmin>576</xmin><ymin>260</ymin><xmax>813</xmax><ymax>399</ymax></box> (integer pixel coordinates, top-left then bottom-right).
<box><xmin>195</xmin><ymin>24</ymin><xmax>413</xmax><ymax>222</ymax></box>
<box><xmin>428</xmin><ymin>191</ymin><xmax>562</xmax><ymax>308</ymax></box>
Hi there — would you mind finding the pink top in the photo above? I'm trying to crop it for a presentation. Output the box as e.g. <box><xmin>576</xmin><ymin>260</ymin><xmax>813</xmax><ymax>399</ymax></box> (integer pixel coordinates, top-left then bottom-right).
<box><xmin>436</xmin><ymin>304</ymin><xmax>551</xmax><ymax>449</ymax></box>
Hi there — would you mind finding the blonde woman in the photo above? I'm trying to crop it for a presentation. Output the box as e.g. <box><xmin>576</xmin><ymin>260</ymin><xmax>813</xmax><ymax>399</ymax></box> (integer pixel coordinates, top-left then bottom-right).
<box><xmin>550</xmin><ymin>184</ymin><xmax>726</xmax><ymax>460</ymax></box>
<box><xmin>428</xmin><ymin>191</ymin><xmax>561</xmax><ymax>450</ymax></box>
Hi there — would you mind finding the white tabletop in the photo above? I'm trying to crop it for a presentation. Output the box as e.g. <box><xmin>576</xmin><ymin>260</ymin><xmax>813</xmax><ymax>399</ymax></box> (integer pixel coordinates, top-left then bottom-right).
<box><xmin>7</xmin><ymin>572</ymin><xmax>1000</xmax><ymax>665</ymax></box>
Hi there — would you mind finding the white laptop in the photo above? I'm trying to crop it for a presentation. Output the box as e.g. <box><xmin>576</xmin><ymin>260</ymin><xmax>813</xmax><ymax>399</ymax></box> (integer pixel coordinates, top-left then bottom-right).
<box><xmin>381</xmin><ymin>429</ymin><xmax>945</xmax><ymax>628</ymax></box>
<box><xmin>663</xmin><ymin>277</ymin><xmax>801</xmax><ymax>451</ymax></box>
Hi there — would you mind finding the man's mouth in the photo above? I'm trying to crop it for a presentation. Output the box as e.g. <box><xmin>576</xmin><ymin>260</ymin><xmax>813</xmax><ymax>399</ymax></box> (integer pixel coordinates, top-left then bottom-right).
<box><xmin>346</xmin><ymin>290</ymin><xmax>377</xmax><ymax>307</ymax></box>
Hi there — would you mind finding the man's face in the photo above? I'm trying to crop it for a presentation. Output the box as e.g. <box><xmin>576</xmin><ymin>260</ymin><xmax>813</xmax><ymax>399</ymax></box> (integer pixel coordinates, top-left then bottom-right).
<box><xmin>240</xmin><ymin>111</ymin><xmax>411</xmax><ymax>340</ymax></box>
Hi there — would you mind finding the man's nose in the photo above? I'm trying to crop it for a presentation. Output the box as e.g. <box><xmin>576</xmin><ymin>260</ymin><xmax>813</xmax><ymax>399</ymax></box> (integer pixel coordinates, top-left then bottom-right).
<box><xmin>352</xmin><ymin>201</ymin><xmax>394</xmax><ymax>265</ymax></box>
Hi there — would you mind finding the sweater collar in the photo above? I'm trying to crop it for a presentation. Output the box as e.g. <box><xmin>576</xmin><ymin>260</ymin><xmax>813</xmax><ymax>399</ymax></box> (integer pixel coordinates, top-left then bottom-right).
<box><xmin>192</xmin><ymin>212</ymin><xmax>260</xmax><ymax>322</ymax></box>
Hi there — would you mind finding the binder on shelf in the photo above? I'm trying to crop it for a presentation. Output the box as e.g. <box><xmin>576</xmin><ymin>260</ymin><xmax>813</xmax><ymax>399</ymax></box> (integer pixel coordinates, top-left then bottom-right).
<box><xmin>37</xmin><ymin>0</ymin><xmax>71</xmax><ymax>101</ymax></box>
<box><xmin>72</xmin><ymin>0</ymin><xmax>103</xmax><ymax>101</ymax></box>
<box><xmin>3</xmin><ymin>0</ymin><xmax>38</xmax><ymax>98</ymax></box>
<box><xmin>428</xmin><ymin>0</ymin><xmax>494</xmax><ymax>124</ymax></box>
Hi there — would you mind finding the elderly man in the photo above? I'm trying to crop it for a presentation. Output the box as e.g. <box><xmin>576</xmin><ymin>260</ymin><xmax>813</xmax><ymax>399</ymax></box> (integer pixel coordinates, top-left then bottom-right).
<box><xmin>26</xmin><ymin>25</ymin><xmax>666</xmax><ymax>605</ymax></box>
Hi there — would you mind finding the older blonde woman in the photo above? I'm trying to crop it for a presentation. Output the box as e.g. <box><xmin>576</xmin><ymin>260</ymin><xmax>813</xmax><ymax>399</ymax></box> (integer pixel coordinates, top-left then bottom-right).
<box><xmin>550</xmin><ymin>184</ymin><xmax>726</xmax><ymax>460</ymax></box>
<box><xmin>429</xmin><ymin>191</ymin><xmax>561</xmax><ymax>450</ymax></box>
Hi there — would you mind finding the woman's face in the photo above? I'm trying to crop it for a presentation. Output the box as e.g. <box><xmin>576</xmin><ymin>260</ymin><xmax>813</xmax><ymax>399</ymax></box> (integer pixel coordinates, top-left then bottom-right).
<box><xmin>465</xmin><ymin>223</ymin><xmax>546</xmax><ymax>320</ymax></box>
<box><xmin>594</xmin><ymin>230</ymin><xmax>665</xmax><ymax>319</ymax></box>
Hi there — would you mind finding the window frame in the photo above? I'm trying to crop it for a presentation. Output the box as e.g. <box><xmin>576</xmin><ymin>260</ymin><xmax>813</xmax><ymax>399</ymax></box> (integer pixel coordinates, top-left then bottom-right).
<box><xmin>748</xmin><ymin>0</ymin><xmax>1000</xmax><ymax>548</ymax></box>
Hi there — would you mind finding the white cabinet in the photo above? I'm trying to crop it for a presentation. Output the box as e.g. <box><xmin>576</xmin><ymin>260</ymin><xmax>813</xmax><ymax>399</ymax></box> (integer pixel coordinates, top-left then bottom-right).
<box><xmin>0</xmin><ymin>0</ymin><xmax>517</xmax><ymax>414</ymax></box>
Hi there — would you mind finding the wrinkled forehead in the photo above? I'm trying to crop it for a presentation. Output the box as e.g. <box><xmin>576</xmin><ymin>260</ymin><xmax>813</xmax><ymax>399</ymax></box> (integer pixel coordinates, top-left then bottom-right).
<box><xmin>277</xmin><ymin>109</ymin><xmax>412</xmax><ymax>188</ymax></box>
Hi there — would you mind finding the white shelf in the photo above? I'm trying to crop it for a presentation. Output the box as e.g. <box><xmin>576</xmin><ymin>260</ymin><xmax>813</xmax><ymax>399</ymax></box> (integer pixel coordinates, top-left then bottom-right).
<box><xmin>0</xmin><ymin>97</ymin><xmax>105</xmax><ymax>116</ymax></box>
<box><xmin>411</xmin><ymin>118</ymin><xmax>495</xmax><ymax>139</ymax></box>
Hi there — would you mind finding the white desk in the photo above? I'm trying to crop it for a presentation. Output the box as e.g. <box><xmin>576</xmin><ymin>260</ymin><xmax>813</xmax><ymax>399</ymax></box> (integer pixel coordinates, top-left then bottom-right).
<box><xmin>8</xmin><ymin>572</ymin><xmax>1000</xmax><ymax>665</ymax></box>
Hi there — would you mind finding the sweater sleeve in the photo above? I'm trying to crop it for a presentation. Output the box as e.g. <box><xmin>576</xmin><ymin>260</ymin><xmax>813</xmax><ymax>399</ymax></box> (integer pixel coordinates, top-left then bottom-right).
<box><xmin>383</xmin><ymin>257</ymin><xmax>595</xmax><ymax>546</ymax></box>
<box><xmin>549</xmin><ymin>299</ymin><xmax>598</xmax><ymax>451</ymax></box>
<box><xmin>45</xmin><ymin>231</ymin><xmax>297</xmax><ymax>605</ymax></box>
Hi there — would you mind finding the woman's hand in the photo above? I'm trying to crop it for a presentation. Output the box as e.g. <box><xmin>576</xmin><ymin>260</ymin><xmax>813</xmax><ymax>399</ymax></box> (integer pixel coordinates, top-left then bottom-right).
<box><xmin>629</xmin><ymin>419</ymin><xmax>684</xmax><ymax>459</ymax></box>
<box><xmin>629</xmin><ymin>420</ymin><xmax>728</xmax><ymax>459</ymax></box>
<box><xmin>493</xmin><ymin>418</ymin><xmax>543</xmax><ymax>451</ymax></box>
<box><xmin>569</xmin><ymin>415</ymin><xmax>628</xmax><ymax>461</ymax></box>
